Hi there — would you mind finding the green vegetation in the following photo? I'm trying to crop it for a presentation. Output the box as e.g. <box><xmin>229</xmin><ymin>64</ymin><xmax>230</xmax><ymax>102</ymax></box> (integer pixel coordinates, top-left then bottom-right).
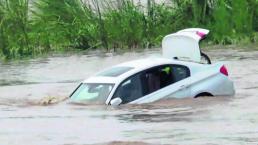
<box><xmin>0</xmin><ymin>0</ymin><xmax>31</xmax><ymax>58</ymax></box>
<box><xmin>0</xmin><ymin>0</ymin><xmax>257</xmax><ymax>59</ymax></box>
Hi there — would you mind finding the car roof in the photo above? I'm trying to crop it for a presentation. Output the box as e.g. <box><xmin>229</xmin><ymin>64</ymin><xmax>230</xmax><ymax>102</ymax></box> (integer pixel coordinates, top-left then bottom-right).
<box><xmin>83</xmin><ymin>57</ymin><xmax>204</xmax><ymax>84</ymax></box>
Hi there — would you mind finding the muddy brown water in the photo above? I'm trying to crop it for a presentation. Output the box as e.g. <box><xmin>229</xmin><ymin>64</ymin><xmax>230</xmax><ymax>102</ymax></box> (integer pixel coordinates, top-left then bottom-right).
<box><xmin>0</xmin><ymin>47</ymin><xmax>258</xmax><ymax>145</ymax></box>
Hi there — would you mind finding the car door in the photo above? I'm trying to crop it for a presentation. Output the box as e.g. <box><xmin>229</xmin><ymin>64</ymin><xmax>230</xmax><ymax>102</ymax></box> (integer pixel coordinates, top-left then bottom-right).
<box><xmin>169</xmin><ymin>65</ymin><xmax>191</xmax><ymax>98</ymax></box>
<box><xmin>111</xmin><ymin>73</ymin><xmax>144</xmax><ymax>104</ymax></box>
<box><xmin>130</xmin><ymin>64</ymin><xmax>191</xmax><ymax>104</ymax></box>
<box><xmin>110</xmin><ymin>65</ymin><xmax>168</xmax><ymax>104</ymax></box>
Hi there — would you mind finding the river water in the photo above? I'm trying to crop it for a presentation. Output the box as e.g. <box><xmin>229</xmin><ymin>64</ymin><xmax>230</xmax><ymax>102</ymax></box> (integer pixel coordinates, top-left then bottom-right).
<box><xmin>0</xmin><ymin>47</ymin><xmax>258</xmax><ymax>145</ymax></box>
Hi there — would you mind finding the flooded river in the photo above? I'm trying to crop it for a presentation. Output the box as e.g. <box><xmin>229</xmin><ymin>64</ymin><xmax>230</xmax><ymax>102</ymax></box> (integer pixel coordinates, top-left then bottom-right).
<box><xmin>0</xmin><ymin>47</ymin><xmax>258</xmax><ymax>145</ymax></box>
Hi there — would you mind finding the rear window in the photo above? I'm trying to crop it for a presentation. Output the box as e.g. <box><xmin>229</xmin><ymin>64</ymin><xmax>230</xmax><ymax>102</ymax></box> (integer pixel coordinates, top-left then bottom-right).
<box><xmin>97</xmin><ymin>66</ymin><xmax>133</xmax><ymax>77</ymax></box>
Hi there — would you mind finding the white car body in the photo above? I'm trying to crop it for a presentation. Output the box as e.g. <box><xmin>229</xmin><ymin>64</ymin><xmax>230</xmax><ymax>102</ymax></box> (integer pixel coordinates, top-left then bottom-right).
<box><xmin>70</xmin><ymin>28</ymin><xmax>235</xmax><ymax>105</ymax></box>
<box><xmin>162</xmin><ymin>28</ymin><xmax>209</xmax><ymax>62</ymax></box>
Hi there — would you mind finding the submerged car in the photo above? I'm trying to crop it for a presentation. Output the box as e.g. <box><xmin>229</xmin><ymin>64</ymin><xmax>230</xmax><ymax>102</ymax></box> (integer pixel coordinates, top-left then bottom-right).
<box><xmin>70</xmin><ymin>28</ymin><xmax>235</xmax><ymax>106</ymax></box>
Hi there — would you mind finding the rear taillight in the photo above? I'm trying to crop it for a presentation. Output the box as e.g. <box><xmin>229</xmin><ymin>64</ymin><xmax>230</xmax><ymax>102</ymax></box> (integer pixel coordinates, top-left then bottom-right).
<box><xmin>220</xmin><ymin>65</ymin><xmax>228</xmax><ymax>76</ymax></box>
<box><xmin>196</xmin><ymin>31</ymin><xmax>206</xmax><ymax>39</ymax></box>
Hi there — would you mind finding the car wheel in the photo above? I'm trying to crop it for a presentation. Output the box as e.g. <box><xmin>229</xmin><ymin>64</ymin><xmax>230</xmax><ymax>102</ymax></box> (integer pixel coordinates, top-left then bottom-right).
<box><xmin>195</xmin><ymin>92</ymin><xmax>213</xmax><ymax>98</ymax></box>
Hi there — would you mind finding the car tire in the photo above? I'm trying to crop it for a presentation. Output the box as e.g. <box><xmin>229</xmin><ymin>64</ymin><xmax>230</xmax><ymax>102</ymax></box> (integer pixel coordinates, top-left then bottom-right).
<box><xmin>195</xmin><ymin>92</ymin><xmax>213</xmax><ymax>98</ymax></box>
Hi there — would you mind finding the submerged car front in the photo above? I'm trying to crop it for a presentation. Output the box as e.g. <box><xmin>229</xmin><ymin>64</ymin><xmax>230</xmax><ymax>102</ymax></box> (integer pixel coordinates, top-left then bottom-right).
<box><xmin>69</xmin><ymin>66</ymin><xmax>135</xmax><ymax>105</ymax></box>
<box><xmin>70</xmin><ymin>77</ymin><xmax>116</xmax><ymax>105</ymax></box>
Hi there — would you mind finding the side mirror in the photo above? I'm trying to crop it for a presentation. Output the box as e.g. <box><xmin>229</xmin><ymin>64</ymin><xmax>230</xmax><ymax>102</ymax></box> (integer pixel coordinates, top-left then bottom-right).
<box><xmin>110</xmin><ymin>97</ymin><xmax>122</xmax><ymax>106</ymax></box>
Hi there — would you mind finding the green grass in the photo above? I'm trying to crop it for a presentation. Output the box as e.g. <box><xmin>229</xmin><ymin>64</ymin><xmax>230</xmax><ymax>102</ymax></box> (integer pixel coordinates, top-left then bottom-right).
<box><xmin>0</xmin><ymin>0</ymin><xmax>31</xmax><ymax>59</ymax></box>
<box><xmin>0</xmin><ymin>0</ymin><xmax>258</xmax><ymax>59</ymax></box>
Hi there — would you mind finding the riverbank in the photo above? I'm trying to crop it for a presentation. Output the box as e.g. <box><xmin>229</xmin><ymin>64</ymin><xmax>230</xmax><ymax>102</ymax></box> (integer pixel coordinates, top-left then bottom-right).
<box><xmin>202</xmin><ymin>43</ymin><xmax>258</xmax><ymax>51</ymax></box>
<box><xmin>0</xmin><ymin>43</ymin><xmax>257</xmax><ymax>62</ymax></box>
<box><xmin>0</xmin><ymin>0</ymin><xmax>257</xmax><ymax>59</ymax></box>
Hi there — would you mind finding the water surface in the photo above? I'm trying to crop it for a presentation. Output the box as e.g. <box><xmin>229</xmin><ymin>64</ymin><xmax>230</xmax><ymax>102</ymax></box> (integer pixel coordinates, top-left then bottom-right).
<box><xmin>0</xmin><ymin>47</ymin><xmax>258</xmax><ymax>145</ymax></box>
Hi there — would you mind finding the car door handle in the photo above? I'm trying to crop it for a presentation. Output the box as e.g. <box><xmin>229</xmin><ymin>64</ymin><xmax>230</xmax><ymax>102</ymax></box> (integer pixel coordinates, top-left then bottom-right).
<box><xmin>179</xmin><ymin>85</ymin><xmax>185</xmax><ymax>89</ymax></box>
<box><xmin>179</xmin><ymin>84</ymin><xmax>189</xmax><ymax>89</ymax></box>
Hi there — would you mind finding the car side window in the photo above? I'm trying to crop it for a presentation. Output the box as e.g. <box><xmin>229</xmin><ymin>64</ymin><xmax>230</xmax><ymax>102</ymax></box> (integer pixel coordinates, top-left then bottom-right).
<box><xmin>171</xmin><ymin>65</ymin><xmax>190</xmax><ymax>82</ymax></box>
<box><xmin>141</xmin><ymin>65</ymin><xmax>190</xmax><ymax>96</ymax></box>
<box><xmin>141</xmin><ymin>65</ymin><xmax>173</xmax><ymax>95</ymax></box>
<box><xmin>113</xmin><ymin>74</ymin><xmax>143</xmax><ymax>104</ymax></box>
<box><xmin>112</xmin><ymin>64</ymin><xmax>190</xmax><ymax>104</ymax></box>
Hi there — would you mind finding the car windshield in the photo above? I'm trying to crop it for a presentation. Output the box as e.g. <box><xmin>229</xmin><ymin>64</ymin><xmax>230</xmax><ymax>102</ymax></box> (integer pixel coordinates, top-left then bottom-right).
<box><xmin>70</xmin><ymin>83</ymin><xmax>114</xmax><ymax>104</ymax></box>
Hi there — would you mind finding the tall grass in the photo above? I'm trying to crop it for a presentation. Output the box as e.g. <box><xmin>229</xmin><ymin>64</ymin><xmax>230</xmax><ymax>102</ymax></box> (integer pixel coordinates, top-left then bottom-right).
<box><xmin>103</xmin><ymin>0</ymin><xmax>145</xmax><ymax>50</ymax></box>
<box><xmin>0</xmin><ymin>0</ymin><xmax>31</xmax><ymax>59</ymax></box>
<box><xmin>31</xmin><ymin>0</ymin><xmax>99</xmax><ymax>50</ymax></box>
<box><xmin>0</xmin><ymin>0</ymin><xmax>257</xmax><ymax>59</ymax></box>
<box><xmin>209</xmin><ymin>0</ymin><xmax>256</xmax><ymax>44</ymax></box>
<box><xmin>209</xmin><ymin>0</ymin><xmax>233</xmax><ymax>44</ymax></box>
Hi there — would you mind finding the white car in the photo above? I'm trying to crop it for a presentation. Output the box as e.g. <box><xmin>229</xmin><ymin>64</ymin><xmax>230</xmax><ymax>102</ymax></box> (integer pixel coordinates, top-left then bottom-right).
<box><xmin>69</xmin><ymin>28</ymin><xmax>235</xmax><ymax>106</ymax></box>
